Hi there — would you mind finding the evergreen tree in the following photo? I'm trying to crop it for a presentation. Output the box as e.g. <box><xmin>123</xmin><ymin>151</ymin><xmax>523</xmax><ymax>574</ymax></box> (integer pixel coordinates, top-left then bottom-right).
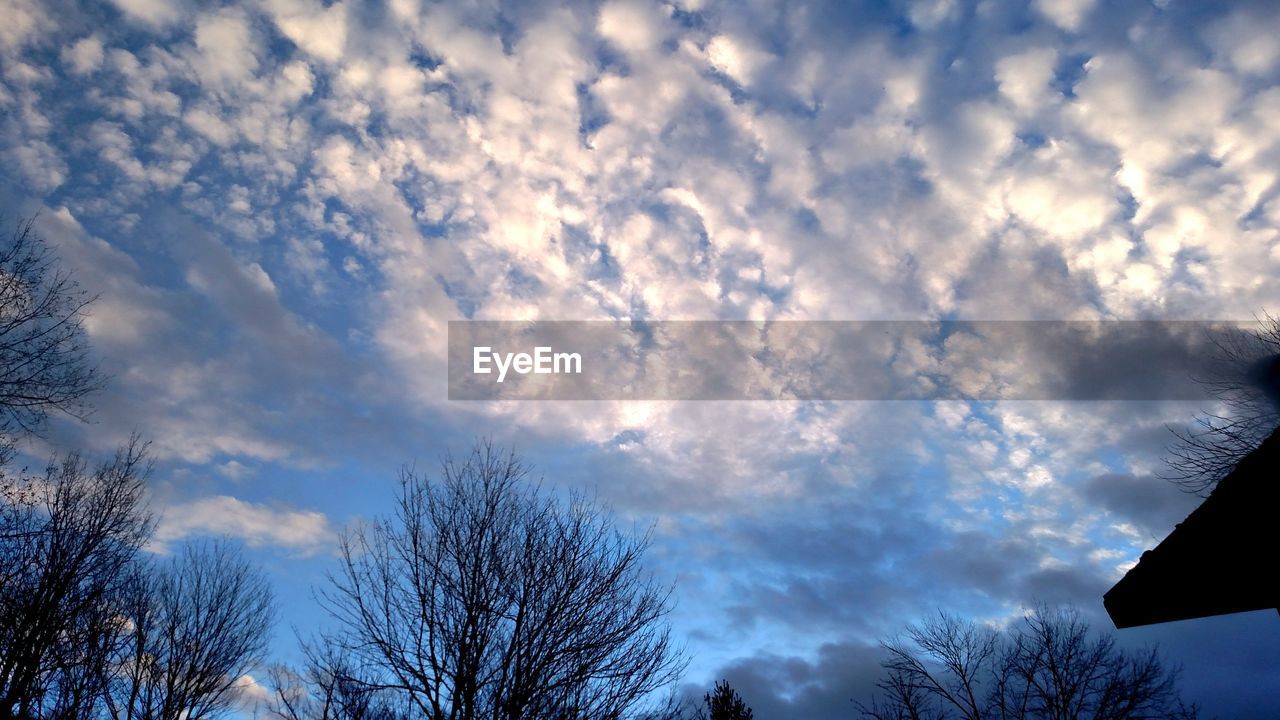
<box><xmin>704</xmin><ymin>680</ymin><xmax>753</xmax><ymax>720</ymax></box>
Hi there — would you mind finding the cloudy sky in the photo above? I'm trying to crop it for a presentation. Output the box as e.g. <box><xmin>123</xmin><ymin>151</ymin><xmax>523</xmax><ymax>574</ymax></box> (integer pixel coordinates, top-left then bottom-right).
<box><xmin>3</xmin><ymin>0</ymin><xmax>1280</xmax><ymax>716</ymax></box>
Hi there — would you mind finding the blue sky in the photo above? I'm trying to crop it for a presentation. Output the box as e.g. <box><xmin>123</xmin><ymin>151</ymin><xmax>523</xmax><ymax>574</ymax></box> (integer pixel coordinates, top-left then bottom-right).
<box><xmin>3</xmin><ymin>0</ymin><xmax>1280</xmax><ymax>716</ymax></box>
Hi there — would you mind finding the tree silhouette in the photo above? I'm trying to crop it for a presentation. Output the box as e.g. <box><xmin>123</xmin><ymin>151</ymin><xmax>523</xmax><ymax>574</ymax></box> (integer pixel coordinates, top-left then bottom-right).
<box><xmin>0</xmin><ymin>439</ymin><xmax>276</xmax><ymax>720</ymax></box>
<box><xmin>1164</xmin><ymin>314</ymin><xmax>1280</xmax><ymax>494</ymax></box>
<box><xmin>309</xmin><ymin>441</ymin><xmax>684</xmax><ymax>720</ymax></box>
<box><xmin>0</xmin><ymin>216</ymin><xmax>103</xmax><ymax>458</ymax></box>
<box><xmin>0</xmin><ymin>221</ymin><xmax>274</xmax><ymax>719</ymax></box>
<box><xmin>859</xmin><ymin>606</ymin><xmax>1197</xmax><ymax>720</ymax></box>
<box><xmin>0</xmin><ymin>439</ymin><xmax>152</xmax><ymax>719</ymax></box>
<box><xmin>266</xmin><ymin>649</ymin><xmax>413</xmax><ymax>720</ymax></box>
<box><xmin>107</xmin><ymin>540</ymin><xmax>275</xmax><ymax>720</ymax></box>
<box><xmin>703</xmin><ymin>680</ymin><xmax>753</xmax><ymax>720</ymax></box>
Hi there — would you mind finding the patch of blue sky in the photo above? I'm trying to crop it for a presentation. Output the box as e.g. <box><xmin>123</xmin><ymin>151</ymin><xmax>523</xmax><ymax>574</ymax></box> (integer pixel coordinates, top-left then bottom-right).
<box><xmin>1053</xmin><ymin>52</ymin><xmax>1093</xmax><ymax>99</ymax></box>
<box><xmin>561</xmin><ymin>221</ymin><xmax>621</xmax><ymax>282</ymax></box>
<box><xmin>435</xmin><ymin>273</ymin><xmax>480</xmax><ymax>318</ymax></box>
<box><xmin>575</xmin><ymin>81</ymin><xmax>611</xmax><ymax>145</ymax></box>
<box><xmin>1168</xmin><ymin>247</ymin><xmax>1212</xmax><ymax>296</ymax></box>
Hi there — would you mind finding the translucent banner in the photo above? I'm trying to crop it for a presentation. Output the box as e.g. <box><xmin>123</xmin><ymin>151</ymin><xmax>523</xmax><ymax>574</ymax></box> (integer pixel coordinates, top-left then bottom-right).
<box><xmin>447</xmin><ymin>320</ymin><xmax>1268</xmax><ymax>401</ymax></box>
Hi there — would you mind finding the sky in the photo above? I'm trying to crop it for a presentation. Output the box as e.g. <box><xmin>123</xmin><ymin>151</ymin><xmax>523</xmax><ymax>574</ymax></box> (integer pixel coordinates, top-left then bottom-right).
<box><xmin>2</xmin><ymin>0</ymin><xmax>1280</xmax><ymax>716</ymax></box>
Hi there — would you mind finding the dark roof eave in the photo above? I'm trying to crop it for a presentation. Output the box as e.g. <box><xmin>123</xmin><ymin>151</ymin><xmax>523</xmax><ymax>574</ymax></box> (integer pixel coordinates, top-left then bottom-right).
<box><xmin>1103</xmin><ymin>427</ymin><xmax>1280</xmax><ymax>628</ymax></box>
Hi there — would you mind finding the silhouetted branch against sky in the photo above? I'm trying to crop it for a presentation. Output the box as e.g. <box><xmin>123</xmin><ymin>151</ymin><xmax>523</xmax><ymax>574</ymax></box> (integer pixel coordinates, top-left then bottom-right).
<box><xmin>108</xmin><ymin>538</ymin><xmax>275</xmax><ymax>720</ymax></box>
<box><xmin>1163</xmin><ymin>314</ymin><xmax>1280</xmax><ymax>493</ymax></box>
<box><xmin>0</xmin><ymin>216</ymin><xmax>103</xmax><ymax>453</ymax></box>
<box><xmin>311</xmin><ymin>440</ymin><xmax>684</xmax><ymax>720</ymax></box>
<box><xmin>860</xmin><ymin>606</ymin><xmax>1198</xmax><ymax>720</ymax></box>
<box><xmin>0</xmin><ymin>436</ymin><xmax>151</xmax><ymax>718</ymax></box>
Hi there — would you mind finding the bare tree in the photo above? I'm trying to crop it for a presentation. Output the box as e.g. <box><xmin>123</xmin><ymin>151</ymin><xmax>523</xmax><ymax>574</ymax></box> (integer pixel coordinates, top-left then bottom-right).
<box><xmin>869</xmin><ymin>613</ymin><xmax>999</xmax><ymax>720</ymax></box>
<box><xmin>0</xmin><ymin>437</ymin><xmax>152</xmax><ymax>719</ymax></box>
<box><xmin>310</xmin><ymin>441</ymin><xmax>684</xmax><ymax>720</ymax></box>
<box><xmin>1164</xmin><ymin>314</ymin><xmax>1280</xmax><ymax>493</ymax></box>
<box><xmin>0</xmin><ymin>216</ymin><xmax>103</xmax><ymax>457</ymax></box>
<box><xmin>265</xmin><ymin>650</ymin><xmax>412</xmax><ymax>720</ymax></box>
<box><xmin>859</xmin><ymin>667</ymin><xmax>943</xmax><ymax>720</ymax></box>
<box><xmin>996</xmin><ymin>608</ymin><xmax>1192</xmax><ymax>720</ymax></box>
<box><xmin>0</xmin><ymin>215</ymin><xmax>276</xmax><ymax>720</ymax></box>
<box><xmin>106</xmin><ymin>539</ymin><xmax>275</xmax><ymax>720</ymax></box>
<box><xmin>860</xmin><ymin>606</ymin><xmax>1197</xmax><ymax>720</ymax></box>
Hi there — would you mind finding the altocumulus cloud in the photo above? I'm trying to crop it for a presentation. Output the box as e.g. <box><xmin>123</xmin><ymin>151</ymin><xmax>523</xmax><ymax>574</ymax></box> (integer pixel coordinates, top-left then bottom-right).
<box><xmin>153</xmin><ymin>495</ymin><xmax>336</xmax><ymax>556</ymax></box>
<box><xmin>2</xmin><ymin>0</ymin><xmax>1280</xmax><ymax>717</ymax></box>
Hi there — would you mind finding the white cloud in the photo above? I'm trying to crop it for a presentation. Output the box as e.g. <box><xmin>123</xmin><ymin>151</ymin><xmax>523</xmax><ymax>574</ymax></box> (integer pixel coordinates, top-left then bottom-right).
<box><xmin>704</xmin><ymin>34</ymin><xmax>771</xmax><ymax>87</ymax></box>
<box><xmin>62</xmin><ymin>35</ymin><xmax>105</xmax><ymax>75</ymax></box>
<box><xmin>232</xmin><ymin>674</ymin><xmax>272</xmax><ymax>712</ymax></box>
<box><xmin>1002</xmin><ymin>140</ymin><xmax>1115</xmax><ymax>243</ymax></box>
<box><xmin>184</xmin><ymin>106</ymin><xmax>236</xmax><ymax>145</ymax></box>
<box><xmin>263</xmin><ymin>0</ymin><xmax>348</xmax><ymax>62</ymax></box>
<box><xmin>995</xmin><ymin>47</ymin><xmax>1058</xmax><ymax>113</ymax></box>
<box><xmin>1206</xmin><ymin>9</ymin><xmax>1280</xmax><ymax>76</ymax></box>
<box><xmin>110</xmin><ymin>0</ymin><xmax>186</xmax><ymax>28</ymax></box>
<box><xmin>823</xmin><ymin>119</ymin><xmax>913</xmax><ymax>172</ymax></box>
<box><xmin>192</xmin><ymin>7</ymin><xmax>260</xmax><ymax>85</ymax></box>
<box><xmin>89</xmin><ymin>121</ymin><xmax>147</xmax><ymax>182</ymax></box>
<box><xmin>154</xmin><ymin>495</ymin><xmax>336</xmax><ymax>554</ymax></box>
<box><xmin>9</xmin><ymin>141</ymin><xmax>67</xmax><ymax>191</ymax></box>
<box><xmin>1032</xmin><ymin>0</ymin><xmax>1096</xmax><ymax>32</ymax></box>
<box><xmin>0</xmin><ymin>0</ymin><xmax>51</xmax><ymax>54</ymax></box>
<box><xmin>598</xmin><ymin>0</ymin><xmax>669</xmax><ymax>55</ymax></box>
<box><xmin>276</xmin><ymin>59</ymin><xmax>314</xmax><ymax>102</ymax></box>
<box><xmin>217</xmin><ymin>460</ymin><xmax>253</xmax><ymax>481</ymax></box>
<box><xmin>908</xmin><ymin>0</ymin><xmax>959</xmax><ymax>30</ymax></box>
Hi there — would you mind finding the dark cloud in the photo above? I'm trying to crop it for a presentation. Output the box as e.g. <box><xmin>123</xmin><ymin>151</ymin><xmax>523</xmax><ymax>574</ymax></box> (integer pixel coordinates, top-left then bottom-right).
<box><xmin>1020</xmin><ymin>565</ymin><xmax>1109</xmax><ymax>610</ymax></box>
<box><xmin>689</xmin><ymin>468</ymin><xmax>1098</xmax><ymax>640</ymax></box>
<box><xmin>699</xmin><ymin>608</ymin><xmax>1280</xmax><ymax>720</ymax></box>
<box><xmin>689</xmin><ymin>640</ymin><xmax>886</xmax><ymax>720</ymax></box>
<box><xmin>1080</xmin><ymin>472</ymin><xmax>1200</xmax><ymax>537</ymax></box>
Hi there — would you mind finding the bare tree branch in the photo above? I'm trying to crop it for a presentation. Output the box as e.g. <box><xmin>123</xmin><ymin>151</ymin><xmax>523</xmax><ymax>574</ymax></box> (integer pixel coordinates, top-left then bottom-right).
<box><xmin>1163</xmin><ymin>314</ymin><xmax>1280</xmax><ymax>494</ymax></box>
<box><xmin>0</xmin><ymin>436</ymin><xmax>152</xmax><ymax>719</ymax></box>
<box><xmin>108</xmin><ymin>539</ymin><xmax>275</xmax><ymax>720</ymax></box>
<box><xmin>307</xmin><ymin>440</ymin><xmax>685</xmax><ymax>720</ymax></box>
<box><xmin>0</xmin><ymin>216</ymin><xmax>105</xmax><ymax>457</ymax></box>
<box><xmin>860</xmin><ymin>605</ymin><xmax>1197</xmax><ymax>720</ymax></box>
